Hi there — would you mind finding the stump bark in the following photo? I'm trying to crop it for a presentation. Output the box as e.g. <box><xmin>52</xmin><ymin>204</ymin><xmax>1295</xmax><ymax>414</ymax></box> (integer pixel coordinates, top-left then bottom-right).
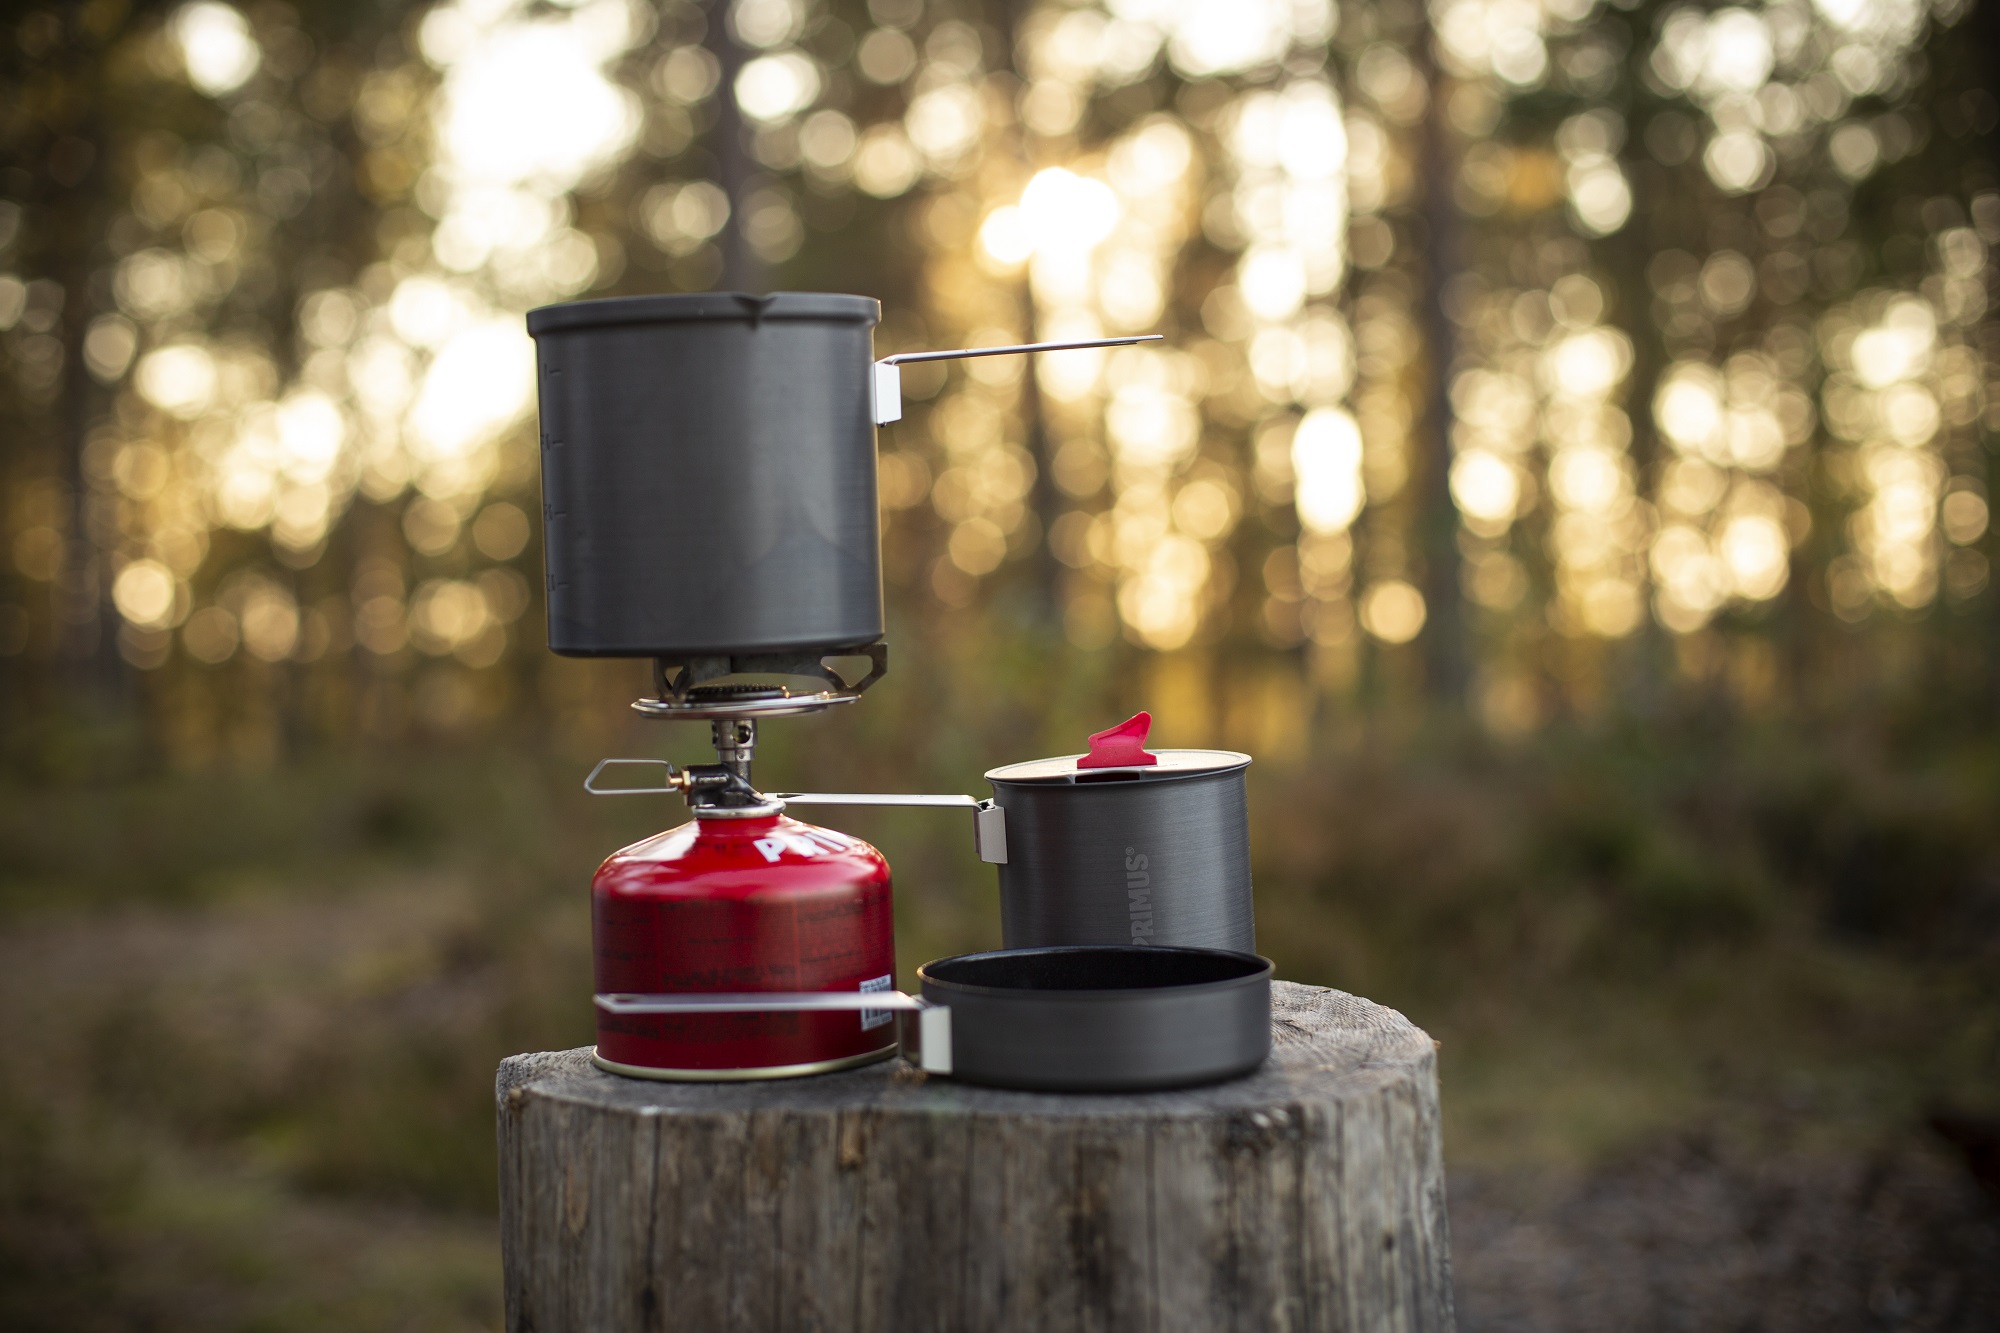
<box><xmin>497</xmin><ymin>982</ymin><xmax>1453</xmax><ymax>1332</ymax></box>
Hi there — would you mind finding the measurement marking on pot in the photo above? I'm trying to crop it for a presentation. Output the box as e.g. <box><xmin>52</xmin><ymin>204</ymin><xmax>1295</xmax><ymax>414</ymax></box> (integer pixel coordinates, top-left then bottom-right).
<box><xmin>1125</xmin><ymin>847</ymin><xmax>1154</xmax><ymax>944</ymax></box>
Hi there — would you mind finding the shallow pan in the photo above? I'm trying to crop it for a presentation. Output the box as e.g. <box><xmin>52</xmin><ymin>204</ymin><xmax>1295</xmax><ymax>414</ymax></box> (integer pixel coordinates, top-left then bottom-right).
<box><xmin>911</xmin><ymin>946</ymin><xmax>1271</xmax><ymax>1092</ymax></box>
<box><xmin>594</xmin><ymin>945</ymin><xmax>1273</xmax><ymax>1093</ymax></box>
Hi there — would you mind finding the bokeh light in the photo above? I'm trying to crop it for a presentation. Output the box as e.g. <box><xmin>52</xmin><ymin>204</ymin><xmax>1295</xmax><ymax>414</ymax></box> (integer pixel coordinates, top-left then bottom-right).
<box><xmin>172</xmin><ymin>2</ymin><xmax>262</xmax><ymax>97</ymax></box>
<box><xmin>0</xmin><ymin>0</ymin><xmax>1984</xmax><ymax>741</ymax></box>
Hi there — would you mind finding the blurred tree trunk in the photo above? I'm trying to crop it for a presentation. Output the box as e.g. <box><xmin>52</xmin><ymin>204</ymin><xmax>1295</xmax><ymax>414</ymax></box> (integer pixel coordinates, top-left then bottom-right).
<box><xmin>57</xmin><ymin>216</ymin><xmax>105</xmax><ymax>673</ymax></box>
<box><xmin>36</xmin><ymin>20</ymin><xmax>120</xmax><ymax>699</ymax></box>
<box><xmin>996</xmin><ymin>0</ymin><xmax>1063</xmax><ymax>625</ymax></box>
<box><xmin>1016</xmin><ymin>298</ymin><xmax>1065</xmax><ymax>624</ymax></box>
<box><xmin>704</xmin><ymin>0</ymin><xmax>760</xmax><ymax>292</ymax></box>
<box><xmin>1413</xmin><ymin>33</ymin><xmax>1466</xmax><ymax>707</ymax></box>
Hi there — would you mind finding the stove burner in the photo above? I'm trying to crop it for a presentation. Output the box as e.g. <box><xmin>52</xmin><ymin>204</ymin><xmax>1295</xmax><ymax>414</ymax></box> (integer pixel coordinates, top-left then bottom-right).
<box><xmin>631</xmin><ymin>642</ymin><xmax>887</xmax><ymax>721</ymax></box>
<box><xmin>688</xmin><ymin>683</ymin><xmax>789</xmax><ymax>701</ymax></box>
<box><xmin>630</xmin><ymin>690</ymin><xmax>859</xmax><ymax>720</ymax></box>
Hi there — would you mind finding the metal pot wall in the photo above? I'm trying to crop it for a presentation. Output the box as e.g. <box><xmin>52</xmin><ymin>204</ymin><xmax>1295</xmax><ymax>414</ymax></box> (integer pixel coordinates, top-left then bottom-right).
<box><xmin>527</xmin><ymin>292</ymin><xmax>1156</xmax><ymax>663</ymax></box>
<box><xmin>528</xmin><ymin>292</ymin><xmax>885</xmax><ymax>659</ymax></box>
<box><xmin>985</xmin><ymin>722</ymin><xmax>1254</xmax><ymax>954</ymax></box>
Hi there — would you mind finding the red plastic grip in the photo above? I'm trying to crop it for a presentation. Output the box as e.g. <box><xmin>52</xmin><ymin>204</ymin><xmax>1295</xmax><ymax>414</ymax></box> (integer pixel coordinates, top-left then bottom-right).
<box><xmin>1078</xmin><ymin>711</ymin><xmax>1159</xmax><ymax>768</ymax></box>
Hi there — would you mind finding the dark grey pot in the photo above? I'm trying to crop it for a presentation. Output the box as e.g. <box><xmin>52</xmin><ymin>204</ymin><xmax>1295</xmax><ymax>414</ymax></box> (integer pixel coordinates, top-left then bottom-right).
<box><xmin>986</xmin><ymin>751</ymin><xmax>1255</xmax><ymax>953</ymax></box>
<box><xmin>527</xmin><ymin>292</ymin><xmax>884</xmax><ymax>658</ymax></box>
<box><xmin>916</xmin><ymin>946</ymin><xmax>1272</xmax><ymax>1092</ymax></box>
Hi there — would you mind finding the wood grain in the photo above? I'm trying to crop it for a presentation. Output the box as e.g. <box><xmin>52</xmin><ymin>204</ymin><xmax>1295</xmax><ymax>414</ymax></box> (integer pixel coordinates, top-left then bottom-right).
<box><xmin>498</xmin><ymin>982</ymin><xmax>1453</xmax><ymax>1332</ymax></box>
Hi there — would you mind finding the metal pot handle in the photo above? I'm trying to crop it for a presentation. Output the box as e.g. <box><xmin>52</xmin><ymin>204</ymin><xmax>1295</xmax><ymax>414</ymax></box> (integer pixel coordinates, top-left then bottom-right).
<box><xmin>871</xmin><ymin>335</ymin><xmax>1161</xmax><ymax>425</ymax></box>
<box><xmin>580</xmin><ymin>765</ymin><xmax>1009</xmax><ymax>865</ymax></box>
<box><xmin>594</xmin><ymin>991</ymin><xmax>954</xmax><ymax>1075</ymax></box>
<box><xmin>771</xmin><ymin>791</ymin><xmax>1006</xmax><ymax>864</ymax></box>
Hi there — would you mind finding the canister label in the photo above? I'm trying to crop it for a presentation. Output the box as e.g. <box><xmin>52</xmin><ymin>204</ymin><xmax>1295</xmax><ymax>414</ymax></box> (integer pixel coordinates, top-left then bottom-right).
<box><xmin>859</xmin><ymin>973</ymin><xmax>894</xmax><ymax>1030</ymax></box>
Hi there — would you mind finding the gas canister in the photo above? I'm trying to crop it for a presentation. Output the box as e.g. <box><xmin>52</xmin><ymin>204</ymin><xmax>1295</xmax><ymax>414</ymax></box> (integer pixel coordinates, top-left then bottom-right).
<box><xmin>590</xmin><ymin>808</ymin><xmax>897</xmax><ymax>1079</ymax></box>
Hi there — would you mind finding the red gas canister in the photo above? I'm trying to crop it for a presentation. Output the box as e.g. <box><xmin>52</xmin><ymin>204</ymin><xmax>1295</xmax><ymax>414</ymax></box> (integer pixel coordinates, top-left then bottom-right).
<box><xmin>590</xmin><ymin>808</ymin><xmax>897</xmax><ymax>1079</ymax></box>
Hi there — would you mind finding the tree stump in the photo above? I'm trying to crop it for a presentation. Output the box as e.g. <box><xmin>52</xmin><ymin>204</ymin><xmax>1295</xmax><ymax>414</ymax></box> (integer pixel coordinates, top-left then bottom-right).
<box><xmin>497</xmin><ymin>982</ymin><xmax>1453</xmax><ymax>1332</ymax></box>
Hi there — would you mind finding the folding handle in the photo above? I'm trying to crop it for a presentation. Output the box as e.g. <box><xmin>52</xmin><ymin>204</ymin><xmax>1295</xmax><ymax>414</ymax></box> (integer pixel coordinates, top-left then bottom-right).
<box><xmin>770</xmin><ymin>792</ymin><xmax>980</xmax><ymax>807</ymax></box>
<box><xmin>871</xmin><ymin>334</ymin><xmax>1162</xmax><ymax>425</ymax></box>
<box><xmin>772</xmin><ymin>792</ymin><xmax>1009</xmax><ymax>865</ymax></box>
<box><xmin>580</xmin><ymin>767</ymin><xmax>1009</xmax><ymax>864</ymax></box>
<box><xmin>594</xmin><ymin>990</ymin><xmax>954</xmax><ymax>1074</ymax></box>
<box><xmin>595</xmin><ymin>991</ymin><xmax>924</xmax><ymax>1013</ymax></box>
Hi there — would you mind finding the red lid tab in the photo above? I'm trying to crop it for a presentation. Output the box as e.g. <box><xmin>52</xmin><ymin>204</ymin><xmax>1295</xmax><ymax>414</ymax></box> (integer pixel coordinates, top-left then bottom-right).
<box><xmin>1078</xmin><ymin>712</ymin><xmax>1159</xmax><ymax>769</ymax></box>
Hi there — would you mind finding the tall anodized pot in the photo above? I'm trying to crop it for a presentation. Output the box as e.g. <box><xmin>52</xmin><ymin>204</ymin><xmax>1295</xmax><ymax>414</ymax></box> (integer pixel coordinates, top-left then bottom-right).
<box><xmin>526</xmin><ymin>291</ymin><xmax>884</xmax><ymax>659</ymax></box>
<box><xmin>525</xmin><ymin>291</ymin><xmax>1153</xmax><ymax>665</ymax></box>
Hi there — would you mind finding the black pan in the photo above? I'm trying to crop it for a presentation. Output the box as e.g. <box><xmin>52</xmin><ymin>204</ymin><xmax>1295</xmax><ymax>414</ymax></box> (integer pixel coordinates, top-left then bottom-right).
<box><xmin>911</xmin><ymin>945</ymin><xmax>1272</xmax><ymax>1092</ymax></box>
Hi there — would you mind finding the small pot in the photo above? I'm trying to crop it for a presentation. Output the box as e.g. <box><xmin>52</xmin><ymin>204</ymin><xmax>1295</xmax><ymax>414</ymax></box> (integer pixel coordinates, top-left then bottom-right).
<box><xmin>985</xmin><ymin>714</ymin><xmax>1255</xmax><ymax>954</ymax></box>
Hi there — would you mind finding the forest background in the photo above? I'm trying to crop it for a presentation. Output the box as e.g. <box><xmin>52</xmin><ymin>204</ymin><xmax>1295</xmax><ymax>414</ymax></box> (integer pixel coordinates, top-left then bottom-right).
<box><xmin>2</xmin><ymin>0</ymin><xmax>1998</xmax><ymax>1327</ymax></box>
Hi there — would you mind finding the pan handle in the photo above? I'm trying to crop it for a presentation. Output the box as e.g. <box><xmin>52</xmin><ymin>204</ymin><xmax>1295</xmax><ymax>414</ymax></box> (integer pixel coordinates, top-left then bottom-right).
<box><xmin>593</xmin><ymin>991</ymin><xmax>953</xmax><ymax>1075</ymax></box>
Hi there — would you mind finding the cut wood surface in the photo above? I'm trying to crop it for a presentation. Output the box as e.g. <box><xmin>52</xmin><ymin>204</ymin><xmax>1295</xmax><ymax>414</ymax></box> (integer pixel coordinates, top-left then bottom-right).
<box><xmin>497</xmin><ymin>981</ymin><xmax>1453</xmax><ymax>1332</ymax></box>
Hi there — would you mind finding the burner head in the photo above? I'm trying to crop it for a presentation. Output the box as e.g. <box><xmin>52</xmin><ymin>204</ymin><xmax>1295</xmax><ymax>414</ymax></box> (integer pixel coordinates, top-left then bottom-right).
<box><xmin>687</xmin><ymin>683</ymin><xmax>789</xmax><ymax>702</ymax></box>
<box><xmin>630</xmin><ymin>643</ymin><xmax>887</xmax><ymax>720</ymax></box>
<box><xmin>630</xmin><ymin>690</ymin><xmax>860</xmax><ymax>720</ymax></box>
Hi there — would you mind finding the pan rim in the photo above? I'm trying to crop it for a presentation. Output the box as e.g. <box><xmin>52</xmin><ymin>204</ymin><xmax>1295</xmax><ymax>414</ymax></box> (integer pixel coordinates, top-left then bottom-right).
<box><xmin>917</xmin><ymin>945</ymin><xmax>1272</xmax><ymax>1001</ymax></box>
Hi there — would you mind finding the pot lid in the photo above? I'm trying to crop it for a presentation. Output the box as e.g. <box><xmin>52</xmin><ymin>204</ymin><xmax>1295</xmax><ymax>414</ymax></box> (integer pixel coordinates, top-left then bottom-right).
<box><xmin>526</xmin><ymin>291</ymin><xmax>880</xmax><ymax>336</ymax></box>
<box><xmin>984</xmin><ymin>712</ymin><xmax>1250</xmax><ymax>784</ymax></box>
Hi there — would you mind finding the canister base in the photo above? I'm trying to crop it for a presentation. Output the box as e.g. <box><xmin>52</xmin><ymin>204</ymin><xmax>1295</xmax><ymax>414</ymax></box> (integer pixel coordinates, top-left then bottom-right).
<box><xmin>590</xmin><ymin>1044</ymin><xmax>897</xmax><ymax>1082</ymax></box>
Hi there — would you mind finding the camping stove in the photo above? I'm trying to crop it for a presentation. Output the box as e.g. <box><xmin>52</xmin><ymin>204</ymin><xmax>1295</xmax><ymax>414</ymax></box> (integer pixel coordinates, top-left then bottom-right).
<box><xmin>531</xmin><ymin>291</ymin><xmax>1257</xmax><ymax>1084</ymax></box>
<box><xmin>584</xmin><ymin>680</ymin><xmax>1003</xmax><ymax>1081</ymax></box>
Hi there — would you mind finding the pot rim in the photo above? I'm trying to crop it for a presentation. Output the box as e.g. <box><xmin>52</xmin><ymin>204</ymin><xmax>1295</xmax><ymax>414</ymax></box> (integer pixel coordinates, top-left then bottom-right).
<box><xmin>528</xmin><ymin>290</ymin><xmax>880</xmax><ymax>336</ymax></box>
<box><xmin>983</xmin><ymin>748</ymin><xmax>1251</xmax><ymax>785</ymax></box>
